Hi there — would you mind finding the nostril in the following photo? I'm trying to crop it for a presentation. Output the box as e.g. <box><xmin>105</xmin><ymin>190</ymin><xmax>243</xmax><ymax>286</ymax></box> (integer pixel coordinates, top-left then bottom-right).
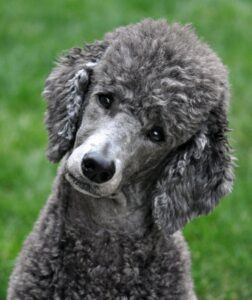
<box><xmin>82</xmin><ymin>158</ymin><xmax>97</xmax><ymax>172</ymax></box>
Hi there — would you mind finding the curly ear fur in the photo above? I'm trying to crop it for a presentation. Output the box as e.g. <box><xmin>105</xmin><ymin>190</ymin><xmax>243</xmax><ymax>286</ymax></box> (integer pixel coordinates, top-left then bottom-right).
<box><xmin>43</xmin><ymin>42</ymin><xmax>107</xmax><ymax>162</ymax></box>
<box><xmin>153</xmin><ymin>102</ymin><xmax>234</xmax><ymax>235</ymax></box>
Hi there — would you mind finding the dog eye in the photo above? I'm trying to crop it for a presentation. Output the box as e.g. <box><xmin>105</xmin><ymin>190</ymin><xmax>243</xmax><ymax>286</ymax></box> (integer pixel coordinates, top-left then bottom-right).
<box><xmin>147</xmin><ymin>126</ymin><xmax>165</xmax><ymax>143</ymax></box>
<box><xmin>98</xmin><ymin>94</ymin><xmax>113</xmax><ymax>109</ymax></box>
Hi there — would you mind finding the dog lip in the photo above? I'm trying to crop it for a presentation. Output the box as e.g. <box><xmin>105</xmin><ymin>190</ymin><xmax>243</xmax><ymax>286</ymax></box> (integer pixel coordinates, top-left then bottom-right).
<box><xmin>66</xmin><ymin>171</ymin><xmax>93</xmax><ymax>187</ymax></box>
<box><xmin>66</xmin><ymin>171</ymin><xmax>82</xmax><ymax>184</ymax></box>
<box><xmin>66</xmin><ymin>172</ymin><xmax>120</xmax><ymax>199</ymax></box>
<box><xmin>65</xmin><ymin>172</ymin><xmax>101</xmax><ymax>197</ymax></box>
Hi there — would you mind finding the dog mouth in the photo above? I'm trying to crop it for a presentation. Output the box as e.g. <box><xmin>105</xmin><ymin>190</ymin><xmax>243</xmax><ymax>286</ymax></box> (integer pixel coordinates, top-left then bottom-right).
<box><xmin>65</xmin><ymin>172</ymin><xmax>102</xmax><ymax>198</ymax></box>
<box><xmin>66</xmin><ymin>172</ymin><xmax>121</xmax><ymax>199</ymax></box>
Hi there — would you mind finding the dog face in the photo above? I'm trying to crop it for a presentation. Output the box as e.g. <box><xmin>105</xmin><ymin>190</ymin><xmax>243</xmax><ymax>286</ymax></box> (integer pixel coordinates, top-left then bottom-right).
<box><xmin>44</xmin><ymin>20</ymin><xmax>234</xmax><ymax>234</ymax></box>
<box><xmin>66</xmin><ymin>64</ymin><xmax>178</xmax><ymax>198</ymax></box>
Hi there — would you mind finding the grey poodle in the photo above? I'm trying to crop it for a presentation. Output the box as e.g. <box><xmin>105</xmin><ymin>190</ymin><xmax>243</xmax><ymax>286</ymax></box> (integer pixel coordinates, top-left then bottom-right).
<box><xmin>8</xmin><ymin>19</ymin><xmax>234</xmax><ymax>299</ymax></box>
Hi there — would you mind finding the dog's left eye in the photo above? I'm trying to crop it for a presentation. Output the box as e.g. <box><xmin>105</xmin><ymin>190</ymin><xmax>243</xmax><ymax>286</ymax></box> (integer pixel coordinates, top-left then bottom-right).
<box><xmin>98</xmin><ymin>94</ymin><xmax>113</xmax><ymax>109</ymax></box>
<box><xmin>147</xmin><ymin>126</ymin><xmax>165</xmax><ymax>143</ymax></box>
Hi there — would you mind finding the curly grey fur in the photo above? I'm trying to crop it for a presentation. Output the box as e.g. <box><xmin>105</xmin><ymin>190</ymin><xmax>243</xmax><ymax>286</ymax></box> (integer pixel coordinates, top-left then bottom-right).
<box><xmin>8</xmin><ymin>19</ymin><xmax>234</xmax><ymax>299</ymax></box>
<box><xmin>43</xmin><ymin>43</ymin><xmax>107</xmax><ymax>162</ymax></box>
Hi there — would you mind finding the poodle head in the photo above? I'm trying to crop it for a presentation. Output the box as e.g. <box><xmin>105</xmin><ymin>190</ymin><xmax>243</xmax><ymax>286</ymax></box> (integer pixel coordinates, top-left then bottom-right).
<box><xmin>43</xmin><ymin>19</ymin><xmax>234</xmax><ymax>234</ymax></box>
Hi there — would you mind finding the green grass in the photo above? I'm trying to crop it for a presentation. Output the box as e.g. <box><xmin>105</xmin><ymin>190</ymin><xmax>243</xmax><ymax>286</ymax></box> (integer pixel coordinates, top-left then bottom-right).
<box><xmin>0</xmin><ymin>0</ymin><xmax>251</xmax><ymax>299</ymax></box>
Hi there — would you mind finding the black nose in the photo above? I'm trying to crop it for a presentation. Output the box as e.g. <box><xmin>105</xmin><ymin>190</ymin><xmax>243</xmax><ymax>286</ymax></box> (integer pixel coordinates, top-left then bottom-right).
<box><xmin>81</xmin><ymin>152</ymin><xmax>116</xmax><ymax>184</ymax></box>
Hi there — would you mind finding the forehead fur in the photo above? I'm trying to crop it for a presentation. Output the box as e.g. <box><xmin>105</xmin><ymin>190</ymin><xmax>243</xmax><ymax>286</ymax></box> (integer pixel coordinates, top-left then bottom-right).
<box><xmin>94</xmin><ymin>19</ymin><xmax>229</xmax><ymax>140</ymax></box>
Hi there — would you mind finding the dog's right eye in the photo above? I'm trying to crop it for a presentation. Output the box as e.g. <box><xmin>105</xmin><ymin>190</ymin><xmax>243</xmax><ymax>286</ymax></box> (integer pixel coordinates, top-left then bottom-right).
<box><xmin>97</xmin><ymin>94</ymin><xmax>113</xmax><ymax>109</ymax></box>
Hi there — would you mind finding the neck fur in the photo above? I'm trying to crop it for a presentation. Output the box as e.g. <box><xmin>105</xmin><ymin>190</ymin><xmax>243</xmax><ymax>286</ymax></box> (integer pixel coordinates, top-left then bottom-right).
<box><xmin>58</xmin><ymin>172</ymin><xmax>155</xmax><ymax>237</ymax></box>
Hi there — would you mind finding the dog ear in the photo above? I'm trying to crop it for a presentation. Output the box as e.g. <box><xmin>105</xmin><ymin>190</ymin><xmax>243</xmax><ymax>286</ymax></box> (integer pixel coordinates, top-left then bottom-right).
<box><xmin>152</xmin><ymin>103</ymin><xmax>234</xmax><ymax>235</ymax></box>
<box><xmin>43</xmin><ymin>43</ymin><xmax>106</xmax><ymax>162</ymax></box>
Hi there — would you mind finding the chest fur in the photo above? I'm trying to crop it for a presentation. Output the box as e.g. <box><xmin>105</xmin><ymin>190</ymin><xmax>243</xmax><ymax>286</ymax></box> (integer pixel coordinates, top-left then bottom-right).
<box><xmin>50</xmin><ymin>230</ymin><xmax>186</xmax><ymax>299</ymax></box>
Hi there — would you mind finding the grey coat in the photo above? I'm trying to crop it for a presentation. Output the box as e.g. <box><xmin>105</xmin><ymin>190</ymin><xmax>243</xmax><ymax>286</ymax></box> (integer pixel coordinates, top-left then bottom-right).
<box><xmin>8</xmin><ymin>19</ymin><xmax>234</xmax><ymax>299</ymax></box>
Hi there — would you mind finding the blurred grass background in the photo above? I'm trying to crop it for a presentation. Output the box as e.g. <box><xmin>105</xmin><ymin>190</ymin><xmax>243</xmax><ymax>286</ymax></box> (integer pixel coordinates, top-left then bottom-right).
<box><xmin>0</xmin><ymin>0</ymin><xmax>251</xmax><ymax>299</ymax></box>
